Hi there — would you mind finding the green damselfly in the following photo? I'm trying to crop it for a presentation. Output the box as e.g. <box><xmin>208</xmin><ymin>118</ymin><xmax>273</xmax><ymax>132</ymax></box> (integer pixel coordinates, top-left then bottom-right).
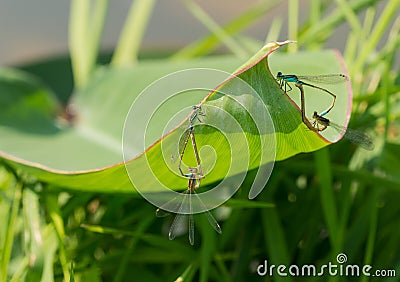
<box><xmin>277</xmin><ymin>72</ymin><xmax>349</xmax><ymax>116</ymax></box>
<box><xmin>172</xmin><ymin>105</ymin><xmax>205</xmax><ymax>175</ymax></box>
<box><xmin>158</xmin><ymin>105</ymin><xmax>220</xmax><ymax>244</ymax></box>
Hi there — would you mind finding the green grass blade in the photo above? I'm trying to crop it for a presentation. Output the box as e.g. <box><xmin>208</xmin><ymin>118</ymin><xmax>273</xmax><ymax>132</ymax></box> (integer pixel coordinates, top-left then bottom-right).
<box><xmin>265</xmin><ymin>17</ymin><xmax>283</xmax><ymax>44</ymax></box>
<box><xmin>23</xmin><ymin>187</ymin><xmax>44</xmax><ymax>281</ymax></box>
<box><xmin>309</xmin><ymin>0</ymin><xmax>321</xmax><ymax>26</ymax></box>
<box><xmin>261</xmin><ymin>208</ymin><xmax>293</xmax><ymax>282</ymax></box>
<box><xmin>40</xmin><ymin>225</ymin><xmax>59</xmax><ymax>282</ymax></box>
<box><xmin>299</xmin><ymin>0</ymin><xmax>381</xmax><ymax>45</ymax></box>
<box><xmin>182</xmin><ymin>0</ymin><xmax>249</xmax><ymax>60</ymax></box>
<box><xmin>353</xmin><ymin>0</ymin><xmax>400</xmax><ymax>72</ymax></box>
<box><xmin>362</xmin><ymin>7</ymin><xmax>376</xmax><ymax>36</ymax></box>
<box><xmin>45</xmin><ymin>193</ymin><xmax>69</xmax><ymax>282</ymax></box>
<box><xmin>8</xmin><ymin>258</ymin><xmax>29</xmax><ymax>282</ymax></box>
<box><xmin>337</xmin><ymin>178</ymin><xmax>352</xmax><ymax>245</ymax></box>
<box><xmin>344</xmin><ymin>33</ymin><xmax>358</xmax><ymax>64</ymax></box>
<box><xmin>199</xmin><ymin>215</ymin><xmax>218</xmax><ymax>282</ymax></box>
<box><xmin>335</xmin><ymin>0</ymin><xmax>364</xmax><ymax>37</ymax></box>
<box><xmin>288</xmin><ymin>0</ymin><xmax>299</xmax><ymax>53</ymax></box>
<box><xmin>69</xmin><ymin>0</ymin><xmax>89</xmax><ymax>87</ymax></box>
<box><xmin>286</xmin><ymin>160</ymin><xmax>400</xmax><ymax>190</ymax></box>
<box><xmin>113</xmin><ymin>216</ymin><xmax>154</xmax><ymax>282</ymax></box>
<box><xmin>112</xmin><ymin>0</ymin><xmax>156</xmax><ymax>66</ymax></box>
<box><xmin>235</xmin><ymin>35</ymin><xmax>264</xmax><ymax>54</ymax></box>
<box><xmin>69</xmin><ymin>0</ymin><xmax>108</xmax><ymax>88</ymax></box>
<box><xmin>214</xmin><ymin>254</ymin><xmax>231</xmax><ymax>282</ymax></box>
<box><xmin>174</xmin><ymin>263</ymin><xmax>197</xmax><ymax>282</ymax></box>
<box><xmin>360</xmin><ymin>190</ymin><xmax>379</xmax><ymax>282</ymax></box>
<box><xmin>374</xmin><ymin>16</ymin><xmax>400</xmax><ymax>70</ymax></box>
<box><xmin>314</xmin><ymin>148</ymin><xmax>341</xmax><ymax>252</ymax></box>
<box><xmin>0</xmin><ymin>180</ymin><xmax>22</xmax><ymax>282</ymax></box>
<box><xmin>171</xmin><ymin>0</ymin><xmax>280</xmax><ymax>60</ymax></box>
<box><xmin>89</xmin><ymin>0</ymin><xmax>108</xmax><ymax>63</ymax></box>
<box><xmin>223</xmin><ymin>198</ymin><xmax>274</xmax><ymax>209</ymax></box>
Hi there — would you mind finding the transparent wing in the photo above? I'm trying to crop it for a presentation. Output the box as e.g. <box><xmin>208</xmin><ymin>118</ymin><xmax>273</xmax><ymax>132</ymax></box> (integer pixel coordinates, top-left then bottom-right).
<box><xmin>188</xmin><ymin>190</ymin><xmax>194</xmax><ymax>245</ymax></box>
<box><xmin>156</xmin><ymin>194</ymin><xmax>181</xmax><ymax>218</ymax></box>
<box><xmin>171</xmin><ymin>106</ymin><xmax>204</xmax><ymax>162</ymax></box>
<box><xmin>168</xmin><ymin>213</ymin><xmax>186</xmax><ymax>241</ymax></box>
<box><xmin>178</xmin><ymin>129</ymin><xmax>190</xmax><ymax>158</ymax></box>
<box><xmin>343</xmin><ymin>128</ymin><xmax>375</xmax><ymax>151</ymax></box>
<box><xmin>297</xmin><ymin>74</ymin><xmax>349</xmax><ymax>84</ymax></box>
<box><xmin>330</xmin><ymin>122</ymin><xmax>375</xmax><ymax>151</ymax></box>
<box><xmin>193</xmin><ymin>191</ymin><xmax>222</xmax><ymax>234</ymax></box>
<box><xmin>168</xmin><ymin>191</ymin><xmax>189</xmax><ymax>241</ymax></box>
<box><xmin>171</xmin><ymin>128</ymin><xmax>190</xmax><ymax>163</ymax></box>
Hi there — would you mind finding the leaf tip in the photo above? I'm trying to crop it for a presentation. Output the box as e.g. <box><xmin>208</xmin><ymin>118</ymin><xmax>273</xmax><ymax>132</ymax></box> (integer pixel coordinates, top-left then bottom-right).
<box><xmin>259</xmin><ymin>40</ymin><xmax>297</xmax><ymax>57</ymax></box>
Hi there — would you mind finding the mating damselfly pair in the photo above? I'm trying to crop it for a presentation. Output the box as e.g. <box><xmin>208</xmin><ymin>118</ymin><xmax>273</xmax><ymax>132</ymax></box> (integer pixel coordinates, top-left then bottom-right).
<box><xmin>157</xmin><ymin>71</ymin><xmax>374</xmax><ymax>245</ymax></box>
<box><xmin>276</xmin><ymin>72</ymin><xmax>374</xmax><ymax>151</ymax></box>
<box><xmin>156</xmin><ymin>106</ymin><xmax>222</xmax><ymax>245</ymax></box>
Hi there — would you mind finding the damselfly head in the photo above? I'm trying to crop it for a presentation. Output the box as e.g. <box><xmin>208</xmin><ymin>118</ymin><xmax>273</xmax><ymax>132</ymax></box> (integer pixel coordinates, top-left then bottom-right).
<box><xmin>188</xmin><ymin>167</ymin><xmax>198</xmax><ymax>174</ymax></box>
<box><xmin>312</xmin><ymin>111</ymin><xmax>331</xmax><ymax>131</ymax></box>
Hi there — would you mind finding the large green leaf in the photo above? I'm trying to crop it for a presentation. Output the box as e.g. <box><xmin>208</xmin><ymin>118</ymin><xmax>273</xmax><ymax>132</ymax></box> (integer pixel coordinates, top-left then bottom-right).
<box><xmin>0</xmin><ymin>42</ymin><xmax>350</xmax><ymax>193</ymax></box>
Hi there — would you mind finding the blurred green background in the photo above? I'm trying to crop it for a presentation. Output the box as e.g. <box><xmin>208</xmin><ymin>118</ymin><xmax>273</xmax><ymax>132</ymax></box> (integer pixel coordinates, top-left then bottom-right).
<box><xmin>1</xmin><ymin>0</ymin><xmax>400</xmax><ymax>281</ymax></box>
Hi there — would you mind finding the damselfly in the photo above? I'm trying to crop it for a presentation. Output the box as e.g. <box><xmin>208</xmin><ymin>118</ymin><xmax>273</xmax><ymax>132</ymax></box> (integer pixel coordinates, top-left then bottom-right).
<box><xmin>312</xmin><ymin>111</ymin><xmax>374</xmax><ymax>151</ymax></box>
<box><xmin>156</xmin><ymin>167</ymin><xmax>222</xmax><ymax>245</ymax></box>
<box><xmin>173</xmin><ymin>105</ymin><xmax>205</xmax><ymax>175</ymax></box>
<box><xmin>276</xmin><ymin>72</ymin><xmax>349</xmax><ymax>116</ymax></box>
